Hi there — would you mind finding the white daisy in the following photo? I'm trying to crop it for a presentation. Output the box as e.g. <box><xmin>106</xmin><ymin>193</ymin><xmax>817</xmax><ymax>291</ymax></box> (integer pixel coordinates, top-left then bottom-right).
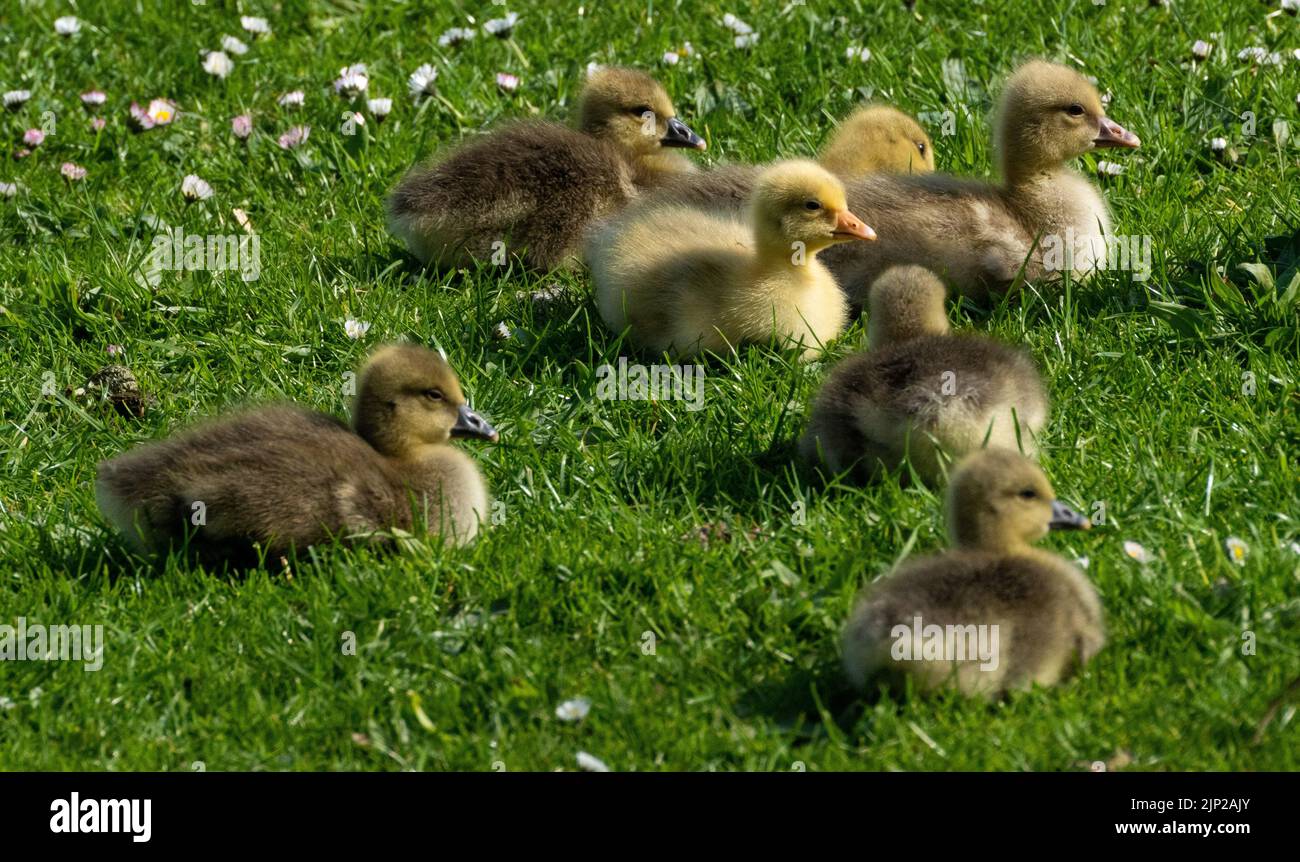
<box><xmin>496</xmin><ymin>72</ymin><xmax>520</xmax><ymax>93</ymax></box>
<box><xmin>222</xmin><ymin>35</ymin><xmax>249</xmax><ymax>55</ymax></box>
<box><xmin>181</xmin><ymin>174</ymin><xmax>213</xmax><ymax>202</ymax></box>
<box><xmin>662</xmin><ymin>50</ymin><xmax>680</xmax><ymax>66</ymax></box>
<box><xmin>1191</xmin><ymin>40</ymin><xmax>1213</xmax><ymax>60</ymax></box>
<box><xmin>3</xmin><ymin>90</ymin><xmax>31</xmax><ymax>108</ymax></box>
<box><xmin>231</xmin><ymin>114</ymin><xmax>253</xmax><ymax>139</ymax></box>
<box><xmin>80</xmin><ymin>90</ymin><xmax>106</xmax><ymax>107</ymax></box>
<box><xmin>408</xmin><ymin>63</ymin><xmax>438</xmax><ymax>98</ymax></box>
<box><xmin>1097</xmin><ymin>160</ymin><xmax>1125</xmax><ymax>176</ymax></box>
<box><xmin>60</xmin><ymin>162</ymin><xmax>87</xmax><ymax>181</ymax></box>
<box><xmin>846</xmin><ymin>46</ymin><xmax>871</xmax><ymax>62</ymax></box>
<box><xmin>1283</xmin><ymin>0</ymin><xmax>1299</xmax><ymax>13</ymax></box>
<box><xmin>1209</xmin><ymin>136</ymin><xmax>1228</xmax><ymax>153</ymax></box>
<box><xmin>484</xmin><ymin>13</ymin><xmax>519</xmax><ymax>38</ymax></box>
<box><xmin>576</xmin><ymin>751</ymin><xmax>610</xmax><ymax>772</ymax></box>
<box><xmin>54</xmin><ymin>16</ymin><xmax>80</xmax><ymax>36</ymax></box>
<box><xmin>0</xmin><ymin>181</ymin><xmax>17</xmax><ymax>198</ymax></box>
<box><xmin>1224</xmin><ymin>537</ymin><xmax>1248</xmax><ymax>565</ymax></box>
<box><xmin>1122</xmin><ymin>541</ymin><xmax>1153</xmax><ymax>564</ymax></box>
<box><xmin>278</xmin><ymin>90</ymin><xmax>305</xmax><ymax>108</ymax></box>
<box><xmin>334</xmin><ymin>63</ymin><xmax>369</xmax><ymax>97</ymax></box>
<box><xmin>734</xmin><ymin>33</ymin><xmax>759</xmax><ymax>49</ymax></box>
<box><xmin>586</xmin><ymin>61</ymin><xmax>602</xmax><ymax>77</ymax></box>
<box><xmin>202</xmin><ymin>51</ymin><xmax>234</xmax><ymax>79</ymax></box>
<box><xmin>722</xmin><ymin>13</ymin><xmax>753</xmax><ymax>35</ymax></box>
<box><xmin>555</xmin><ymin>697</ymin><xmax>590</xmax><ymax>722</ymax></box>
<box><xmin>344</xmin><ymin>318</ymin><xmax>371</xmax><ymax>339</ymax></box>
<box><xmin>241</xmin><ymin>16</ymin><xmax>271</xmax><ymax>35</ymax></box>
<box><xmin>367</xmin><ymin>98</ymin><xmax>392</xmax><ymax>120</ymax></box>
<box><xmin>437</xmin><ymin>27</ymin><xmax>476</xmax><ymax>48</ymax></box>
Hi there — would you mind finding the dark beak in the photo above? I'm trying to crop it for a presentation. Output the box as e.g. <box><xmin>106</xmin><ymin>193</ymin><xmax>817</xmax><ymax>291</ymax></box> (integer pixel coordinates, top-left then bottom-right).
<box><xmin>1048</xmin><ymin>500</ymin><xmax>1091</xmax><ymax>531</ymax></box>
<box><xmin>1094</xmin><ymin>117</ymin><xmax>1141</xmax><ymax>149</ymax></box>
<box><xmin>451</xmin><ymin>404</ymin><xmax>498</xmax><ymax>442</ymax></box>
<box><xmin>661</xmin><ymin>116</ymin><xmax>706</xmax><ymax>150</ymax></box>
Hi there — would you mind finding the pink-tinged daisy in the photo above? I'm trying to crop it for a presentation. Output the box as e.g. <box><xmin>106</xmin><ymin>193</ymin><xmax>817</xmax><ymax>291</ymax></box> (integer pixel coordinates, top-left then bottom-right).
<box><xmin>60</xmin><ymin>162</ymin><xmax>87</xmax><ymax>181</ymax></box>
<box><xmin>221</xmin><ymin>35</ymin><xmax>249</xmax><ymax>55</ymax></box>
<box><xmin>13</xmin><ymin>148</ymin><xmax>31</xmax><ymax>160</ymax></box>
<box><xmin>130</xmin><ymin>98</ymin><xmax>176</xmax><ymax>130</ymax></box>
<box><xmin>496</xmin><ymin>72</ymin><xmax>520</xmax><ymax>93</ymax></box>
<box><xmin>367</xmin><ymin>98</ymin><xmax>392</xmax><ymax>120</ymax></box>
<box><xmin>277</xmin><ymin>90</ymin><xmax>305</xmax><ymax>108</ymax></box>
<box><xmin>181</xmin><ymin>174</ymin><xmax>214</xmax><ymax>202</ymax></box>
<box><xmin>240</xmin><ymin>16</ymin><xmax>271</xmax><ymax>36</ymax></box>
<box><xmin>80</xmin><ymin>90</ymin><xmax>106</xmax><ymax>108</ymax></box>
<box><xmin>484</xmin><ymin>13</ymin><xmax>519</xmax><ymax>38</ymax></box>
<box><xmin>22</xmin><ymin>129</ymin><xmax>45</xmax><ymax>147</ymax></box>
<box><xmin>334</xmin><ymin>64</ymin><xmax>369</xmax><ymax>97</ymax></box>
<box><xmin>89</xmin><ymin>117</ymin><xmax>106</xmax><ymax>132</ymax></box>
<box><xmin>0</xmin><ymin>181</ymin><xmax>17</xmax><ymax>197</ymax></box>
<box><xmin>278</xmin><ymin>125</ymin><xmax>310</xmax><ymax>149</ymax></box>
<box><xmin>1122</xmin><ymin>541</ymin><xmax>1154</xmax><ymax>564</ymax></box>
<box><xmin>1191</xmin><ymin>40</ymin><xmax>1213</xmax><ymax>60</ymax></box>
<box><xmin>106</xmin><ymin>344</ymin><xmax>125</xmax><ymax>357</ymax></box>
<box><xmin>54</xmin><ymin>16</ymin><xmax>81</xmax><ymax>36</ymax></box>
<box><xmin>408</xmin><ymin>64</ymin><xmax>438</xmax><ymax>98</ymax></box>
<box><xmin>1224</xmin><ymin>537</ymin><xmax>1248</xmax><ymax>565</ymax></box>
<box><xmin>343</xmin><ymin>318</ymin><xmax>371</xmax><ymax>339</ymax></box>
<box><xmin>437</xmin><ymin>27</ymin><xmax>476</xmax><ymax>48</ymax></box>
<box><xmin>231</xmin><ymin>114</ymin><xmax>252</xmax><ymax>139</ymax></box>
<box><xmin>662</xmin><ymin>51</ymin><xmax>680</xmax><ymax>66</ymax></box>
<box><xmin>202</xmin><ymin>50</ymin><xmax>234</xmax><ymax>79</ymax></box>
<box><xmin>3</xmin><ymin>90</ymin><xmax>31</xmax><ymax>109</ymax></box>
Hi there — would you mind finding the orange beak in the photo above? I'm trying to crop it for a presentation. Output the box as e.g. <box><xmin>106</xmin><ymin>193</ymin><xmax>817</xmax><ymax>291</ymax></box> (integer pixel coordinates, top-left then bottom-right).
<box><xmin>832</xmin><ymin>209</ymin><xmax>876</xmax><ymax>242</ymax></box>
<box><xmin>1094</xmin><ymin>117</ymin><xmax>1141</xmax><ymax>149</ymax></box>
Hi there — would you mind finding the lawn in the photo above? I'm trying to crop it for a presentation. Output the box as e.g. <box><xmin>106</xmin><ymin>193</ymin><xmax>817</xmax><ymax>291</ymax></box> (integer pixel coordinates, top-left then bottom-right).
<box><xmin>1</xmin><ymin>0</ymin><xmax>1297</xmax><ymax>771</ymax></box>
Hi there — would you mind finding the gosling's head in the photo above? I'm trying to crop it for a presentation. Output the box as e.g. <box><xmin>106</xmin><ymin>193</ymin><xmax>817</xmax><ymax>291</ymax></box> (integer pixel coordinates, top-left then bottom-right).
<box><xmin>820</xmin><ymin>105</ymin><xmax>936</xmax><ymax>177</ymax></box>
<box><xmin>750</xmin><ymin>159</ymin><xmax>876</xmax><ymax>254</ymax></box>
<box><xmin>352</xmin><ymin>344</ymin><xmax>498</xmax><ymax>458</ymax></box>
<box><xmin>995</xmin><ymin>60</ymin><xmax>1140</xmax><ymax>182</ymax></box>
<box><xmin>577</xmin><ymin>66</ymin><xmax>705</xmax><ymax>158</ymax></box>
<box><xmin>867</xmin><ymin>265</ymin><xmax>950</xmax><ymax>349</ymax></box>
<box><xmin>947</xmin><ymin>449</ymin><xmax>1090</xmax><ymax>553</ymax></box>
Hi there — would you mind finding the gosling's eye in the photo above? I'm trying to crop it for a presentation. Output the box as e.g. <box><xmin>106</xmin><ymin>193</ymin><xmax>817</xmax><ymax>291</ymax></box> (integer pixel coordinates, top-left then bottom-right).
<box><xmin>423</xmin><ymin>389</ymin><xmax>444</xmax><ymax>402</ymax></box>
<box><xmin>917</xmin><ymin>141</ymin><xmax>927</xmax><ymax>155</ymax></box>
<box><xmin>1018</xmin><ymin>488</ymin><xmax>1039</xmax><ymax>500</ymax></box>
<box><xmin>1066</xmin><ymin>104</ymin><xmax>1086</xmax><ymax>117</ymax></box>
<box><xmin>804</xmin><ymin>200</ymin><xmax>822</xmax><ymax>211</ymax></box>
<box><xmin>630</xmin><ymin>105</ymin><xmax>654</xmax><ymax>117</ymax></box>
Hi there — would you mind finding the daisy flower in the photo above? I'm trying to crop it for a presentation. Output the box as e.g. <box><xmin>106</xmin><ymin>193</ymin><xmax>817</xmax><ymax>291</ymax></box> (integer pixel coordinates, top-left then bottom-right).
<box><xmin>221</xmin><ymin>35</ymin><xmax>249</xmax><ymax>55</ymax></box>
<box><xmin>0</xmin><ymin>181</ymin><xmax>17</xmax><ymax>198</ymax></box>
<box><xmin>278</xmin><ymin>125</ymin><xmax>310</xmax><ymax>149</ymax></box>
<box><xmin>1224</xmin><ymin>537</ymin><xmax>1248</xmax><ymax>565</ymax></box>
<box><xmin>1191</xmin><ymin>40</ymin><xmax>1213</xmax><ymax>60</ymax></box>
<box><xmin>3</xmin><ymin>90</ymin><xmax>31</xmax><ymax>109</ymax></box>
<box><xmin>130</xmin><ymin>98</ymin><xmax>176</xmax><ymax>130</ymax></box>
<box><xmin>80</xmin><ymin>90</ymin><xmax>106</xmax><ymax>108</ymax></box>
<box><xmin>343</xmin><ymin>318</ymin><xmax>371</xmax><ymax>340</ymax></box>
<box><xmin>496</xmin><ymin>72</ymin><xmax>520</xmax><ymax>93</ymax></box>
<box><xmin>60</xmin><ymin>162</ymin><xmax>87</xmax><ymax>181</ymax></box>
<box><xmin>662</xmin><ymin>51</ymin><xmax>680</xmax><ymax>66</ymax></box>
<box><xmin>408</xmin><ymin>64</ymin><xmax>438</xmax><ymax>98</ymax></box>
<box><xmin>90</xmin><ymin>117</ymin><xmax>106</xmax><ymax>132</ymax></box>
<box><xmin>181</xmin><ymin>174</ymin><xmax>213</xmax><ymax>202</ymax></box>
<box><xmin>334</xmin><ymin>63</ymin><xmax>369</xmax><ymax>97</ymax></box>
<box><xmin>437</xmin><ymin>27</ymin><xmax>476</xmax><ymax>48</ymax></box>
<box><xmin>846</xmin><ymin>46</ymin><xmax>871</xmax><ymax>62</ymax></box>
<box><xmin>1122</xmin><ymin>541</ymin><xmax>1154</xmax><ymax>564</ymax></box>
<box><xmin>277</xmin><ymin>90</ymin><xmax>305</xmax><ymax>108</ymax></box>
<box><xmin>484</xmin><ymin>13</ymin><xmax>519</xmax><ymax>38</ymax></box>
<box><xmin>1209</xmin><ymin>137</ymin><xmax>1228</xmax><ymax>153</ymax></box>
<box><xmin>202</xmin><ymin>50</ymin><xmax>234</xmax><ymax>79</ymax></box>
<box><xmin>576</xmin><ymin>751</ymin><xmax>610</xmax><ymax>773</ymax></box>
<box><xmin>231</xmin><ymin>114</ymin><xmax>252</xmax><ymax>139</ymax></box>
<box><xmin>54</xmin><ymin>16</ymin><xmax>81</xmax><ymax>36</ymax></box>
<box><xmin>722</xmin><ymin>13</ymin><xmax>753</xmax><ymax>35</ymax></box>
<box><xmin>367</xmin><ymin>98</ymin><xmax>392</xmax><ymax>120</ymax></box>
<box><xmin>734</xmin><ymin>33</ymin><xmax>759</xmax><ymax>49</ymax></box>
<box><xmin>22</xmin><ymin>129</ymin><xmax>44</xmax><ymax>147</ymax></box>
<box><xmin>555</xmin><ymin>697</ymin><xmax>591</xmax><ymax>722</ymax></box>
<box><xmin>240</xmin><ymin>16</ymin><xmax>271</xmax><ymax>36</ymax></box>
<box><xmin>1097</xmin><ymin>160</ymin><xmax>1125</xmax><ymax>176</ymax></box>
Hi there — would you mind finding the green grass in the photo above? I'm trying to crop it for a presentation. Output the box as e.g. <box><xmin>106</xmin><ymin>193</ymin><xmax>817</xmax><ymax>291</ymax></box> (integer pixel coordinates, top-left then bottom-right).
<box><xmin>2</xmin><ymin>0</ymin><xmax>1298</xmax><ymax>771</ymax></box>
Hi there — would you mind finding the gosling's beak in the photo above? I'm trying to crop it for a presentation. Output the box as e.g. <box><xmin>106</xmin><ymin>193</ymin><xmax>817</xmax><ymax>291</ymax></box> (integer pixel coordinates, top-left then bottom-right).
<box><xmin>1048</xmin><ymin>500</ymin><xmax>1091</xmax><ymax>531</ymax></box>
<box><xmin>832</xmin><ymin>209</ymin><xmax>877</xmax><ymax>242</ymax></box>
<box><xmin>451</xmin><ymin>404</ymin><xmax>498</xmax><ymax>442</ymax></box>
<box><xmin>1094</xmin><ymin>117</ymin><xmax>1141</xmax><ymax>149</ymax></box>
<box><xmin>661</xmin><ymin>116</ymin><xmax>706</xmax><ymax>150</ymax></box>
